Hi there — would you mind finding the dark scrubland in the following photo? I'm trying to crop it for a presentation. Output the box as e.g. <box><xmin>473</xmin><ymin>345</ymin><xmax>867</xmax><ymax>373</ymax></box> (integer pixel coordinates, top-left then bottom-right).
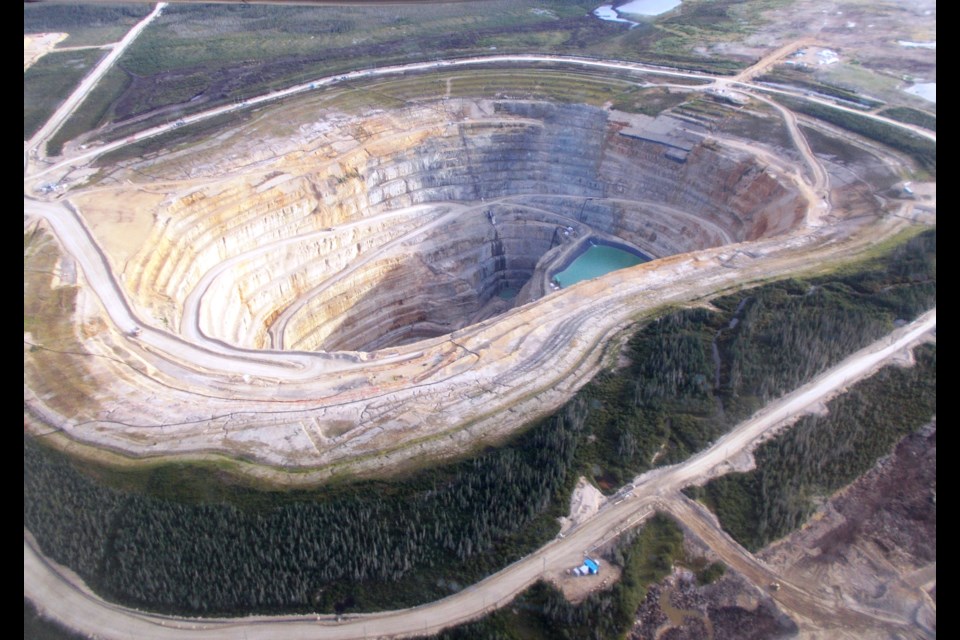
<box><xmin>756</xmin><ymin>67</ymin><xmax>884</xmax><ymax>109</ymax></box>
<box><xmin>687</xmin><ymin>343</ymin><xmax>936</xmax><ymax>551</ymax></box>
<box><xmin>43</xmin><ymin>0</ymin><xmax>766</xmax><ymax>148</ymax></box>
<box><xmin>24</xmin><ymin>229</ymin><xmax>935</xmax><ymax>617</ymax></box>
<box><xmin>805</xmin><ymin>421</ymin><xmax>936</xmax><ymax>567</ymax></box>
<box><xmin>629</xmin><ymin>572</ymin><xmax>797</xmax><ymax>640</ymax></box>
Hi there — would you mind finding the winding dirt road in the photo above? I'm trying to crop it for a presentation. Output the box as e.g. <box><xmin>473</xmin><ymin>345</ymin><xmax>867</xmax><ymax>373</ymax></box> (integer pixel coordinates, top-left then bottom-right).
<box><xmin>25</xmin><ymin>12</ymin><xmax>935</xmax><ymax>638</ymax></box>
<box><xmin>26</xmin><ymin>45</ymin><xmax>933</xmax><ymax>186</ymax></box>
<box><xmin>24</xmin><ymin>311</ymin><xmax>935</xmax><ymax>638</ymax></box>
<box><xmin>22</xmin><ymin>49</ymin><xmax>852</xmax><ymax>475</ymax></box>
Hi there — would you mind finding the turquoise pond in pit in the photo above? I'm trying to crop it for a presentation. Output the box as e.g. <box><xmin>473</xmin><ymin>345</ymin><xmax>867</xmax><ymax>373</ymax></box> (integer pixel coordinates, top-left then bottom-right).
<box><xmin>554</xmin><ymin>245</ymin><xmax>649</xmax><ymax>288</ymax></box>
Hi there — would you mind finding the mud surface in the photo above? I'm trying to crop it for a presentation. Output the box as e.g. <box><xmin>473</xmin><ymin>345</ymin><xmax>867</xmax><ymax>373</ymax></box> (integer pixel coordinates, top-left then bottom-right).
<box><xmin>630</xmin><ymin>536</ymin><xmax>797</xmax><ymax>640</ymax></box>
<box><xmin>759</xmin><ymin>422</ymin><xmax>937</xmax><ymax>637</ymax></box>
<box><xmin>631</xmin><ymin>421</ymin><xmax>936</xmax><ymax>639</ymax></box>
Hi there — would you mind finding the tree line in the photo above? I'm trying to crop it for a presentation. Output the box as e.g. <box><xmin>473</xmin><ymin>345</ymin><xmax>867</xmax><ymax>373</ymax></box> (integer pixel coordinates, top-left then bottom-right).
<box><xmin>691</xmin><ymin>344</ymin><xmax>935</xmax><ymax>551</ymax></box>
<box><xmin>24</xmin><ymin>230</ymin><xmax>935</xmax><ymax>616</ymax></box>
<box><xmin>25</xmin><ymin>403</ymin><xmax>585</xmax><ymax>615</ymax></box>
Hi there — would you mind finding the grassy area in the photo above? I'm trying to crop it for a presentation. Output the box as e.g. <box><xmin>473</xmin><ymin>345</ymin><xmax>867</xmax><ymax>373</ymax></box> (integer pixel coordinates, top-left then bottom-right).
<box><xmin>819</xmin><ymin>61</ymin><xmax>928</xmax><ymax>109</ymax></box>
<box><xmin>24</xmin><ymin>3</ymin><xmax>151</xmax><ymax>47</ymax></box>
<box><xmin>93</xmin><ymin>110</ymin><xmax>254</xmax><ymax>167</ymax></box>
<box><xmin>610</xmin><ymin>86</ymin><xmax>690</xmax><ymax>115</ymax></box>
<box><xmin>290</xmin><ymin>67</ymin><xmax>643</xmax><ymax>111</ymax></box>
<box><xmin>640</xmin><ymin>0</ymin><xmax>789</xmax><ymax>72</ymax></box>
<box><xmin>756</xmin><ymin>67</ymin><xmax>884</xmax><ymax>109</ymax></box>
<box><xmin>24</xmin><ymin>48</ymin><xmax>104</xmax><ymax>140</ymax></box>
<box><xmin>118</xmin><ymin>1</ymin><xmax>589</xmax><ymax>77</ymax></box>
<box><xmin>47</xmin><ymin>67</ymin><xmax>130</xmax><ymax>156</ymax></box>
<box><xmin>91</xmin><ymin>66</ymin><xmax>694</xmax><ymax>158</ymax></box>
<box><xmin>430</xmin><ymin>513</ymin><xmax>685</xmax><ymax>640</ymax></box>
<box><xmin>38</xmin><ymin>0</ymin><xmax>785</xmax><ymax>147</ymax></box>
<box><xmin>688</xmin><ymin>343</ymin><xmax>936</xmax><ymax>551</ymax></box>
<box><xmin>879</xmin><ymin>106</ymin><xmax>937</xmax><ymax>132</ymax></box>
<box><xmin>101</xmin><ymin>1</ymin><xmax>611</xmax><ymax>122</ymax></box>
<box><xmin>776</xmin><ymin>95</ymin><xmax>936</xmax><ymax>175</ymax></box>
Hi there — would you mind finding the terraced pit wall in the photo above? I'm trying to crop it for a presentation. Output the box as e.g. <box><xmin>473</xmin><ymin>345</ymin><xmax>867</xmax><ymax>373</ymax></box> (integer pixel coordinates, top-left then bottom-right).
<box><xmin>123</xmin><ymin>101</ymin><xmax>805</xmax><ymax>353</ymax></box>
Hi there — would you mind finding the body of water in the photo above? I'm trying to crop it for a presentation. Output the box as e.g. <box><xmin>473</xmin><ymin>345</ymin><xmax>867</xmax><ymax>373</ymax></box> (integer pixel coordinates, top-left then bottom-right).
<box><xmin>593</xmin><ymin>5</ymin><xmax>639</xmax><ymax>27</ymax></box>
<box><xmin>554</xmin><ymin>244</ymin><xmax>648</xmax><ymax>288</ymax></box>
<box><xmin>593</xmin><ymin>0</ymin><xmax>681</xmax><ymax>26</ymax></box>
<box><xmin>897</xmin><ymin>40</ymin><xmax>936</xmax><ymax>50</ymax></box>
<box><xmin>617</xmin><ymin>0</ymin><xmax>682</xmax><ymax>16</ymax></box>
<box><xmin>904</xmin><ymin>82</ymin><xmax>936</xmax><ymax>103</ymax></box>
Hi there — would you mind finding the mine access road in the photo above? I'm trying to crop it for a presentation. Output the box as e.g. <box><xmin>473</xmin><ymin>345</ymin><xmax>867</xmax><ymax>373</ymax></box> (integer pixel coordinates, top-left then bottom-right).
<box><xmin>24</xmin><ymin>310</ymin><xmax>935</xmax><ymax>639</ymax></box>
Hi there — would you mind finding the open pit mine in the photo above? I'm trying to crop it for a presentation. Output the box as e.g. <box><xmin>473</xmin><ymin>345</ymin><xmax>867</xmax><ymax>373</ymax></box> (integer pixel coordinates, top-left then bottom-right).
<box><xmin>24</xmin><ymin>89</ymin><xmax>901</xmax><ymax>483</ymax></box>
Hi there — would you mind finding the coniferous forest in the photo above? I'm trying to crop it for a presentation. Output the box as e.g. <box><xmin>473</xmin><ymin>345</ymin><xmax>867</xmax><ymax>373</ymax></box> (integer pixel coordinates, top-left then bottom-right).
<box><xmin>24</xmin><ymin>229</ymin><xmax>935</xmax><ymax>617</ymax></box>
<box><xmin>689</xmin><ymin>344</ymin><xmax>936</xmax><ymax>551</ymax></box>
<box><xmin>575</xmin><ymin>229</ymin><xmax>936</xmax><ymax>488</ymax></box>
<box><xmin>431</xmin><ymin>513</ymin><xmax>686</xmax><ymax>640</ymax></box>
<box><xmin>25</xmin><ymin>403</ymin><xmax>585</xmax><ymax>615</ymax></box>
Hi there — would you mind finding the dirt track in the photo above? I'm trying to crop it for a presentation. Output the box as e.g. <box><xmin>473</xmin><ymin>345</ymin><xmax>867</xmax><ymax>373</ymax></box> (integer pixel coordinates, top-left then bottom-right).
<box><xmin>24</xmin><ymin>311</ymin><xmax>935</xmax><ymax>639</ymax></box>
<box><xmin>21</xmin><ymin>67</ymin><xmax>913</xmax><ymax>478</ymax></box>
<box><xmin>24</xmin><ymin>9</ymin><xmax>935</xmax><ymax>637</ymax></box>
<box><xmin>660</xmin><ymin>496</ymin><xmax>924</xmax><ymax>638</ymax></box>
<box><xmin>24</xmin><ymin>3</ymin><xmax>167</xmax><ymax>161</ymax></box>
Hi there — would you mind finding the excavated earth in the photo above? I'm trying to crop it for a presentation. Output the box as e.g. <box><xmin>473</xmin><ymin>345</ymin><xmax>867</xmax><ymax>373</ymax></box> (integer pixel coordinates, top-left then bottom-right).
<box><xmin>758</xmin><ymin>422</ymin><xmax>937</xmax><ymax>638</ymax></box>
<box><xmin>119</xmin><ymin>100</ymin><xmax>801</xmax><ymax>352</ymax></box>
<box><xmin>24</xmin><ymin>94</ymin><xmax>908</xmax><ymax>481</ymax></box>
<box><xmin>630</xmin><ymin>567</ymin><xmax>798</xmax><ymax>640</ymax></box>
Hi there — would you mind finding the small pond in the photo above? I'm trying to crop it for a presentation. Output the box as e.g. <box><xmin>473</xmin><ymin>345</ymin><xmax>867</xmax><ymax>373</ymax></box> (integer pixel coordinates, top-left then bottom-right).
<box><xmin>617</xmin><ymin>0</ymin><xmax>682</xmax><ymax>16</ymax></box>
<box><xmin>904</xmin><ymin>83</ymin><xmax>936</xmax><ymax>103</ymax></box>
<box><xmin>554</xmin><ymin>244</ymin><xmax>649</xmax><ymax>288</ymax></box>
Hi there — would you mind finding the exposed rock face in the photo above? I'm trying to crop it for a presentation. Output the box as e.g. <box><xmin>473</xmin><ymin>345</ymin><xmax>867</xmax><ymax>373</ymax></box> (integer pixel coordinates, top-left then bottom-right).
<box><xmin>121</xmin><ymin>100</ymin><xmax>804</xmax><ymax>353</ymax></box>
<box><xmin>29</xmin><ymin>85</ymin><xmax>908</xmax><ymax>476</ymax></box>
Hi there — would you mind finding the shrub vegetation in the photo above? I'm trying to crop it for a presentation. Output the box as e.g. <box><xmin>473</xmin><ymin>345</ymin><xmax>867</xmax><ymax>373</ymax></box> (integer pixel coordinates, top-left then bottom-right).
<box><xmin>24</xmin><ymin>230</ymin><xmax>935</xmax><ymax>615</ymax></box>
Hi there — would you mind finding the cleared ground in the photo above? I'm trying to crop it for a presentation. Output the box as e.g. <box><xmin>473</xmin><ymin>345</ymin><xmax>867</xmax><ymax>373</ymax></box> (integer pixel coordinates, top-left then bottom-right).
<box><xmin>24</xmin><ymin>312</ymin><xmax>936</xmax><ymax>638</ymax></box>
<box><xmin>24</xmin><ymin>41</ymin><xmax>927</xmax><ymax>481</ymax></box>
<box><xmin>24</xmin><ymin>3</ymin><xmax>935</xmax><ymax>638</ymax></box>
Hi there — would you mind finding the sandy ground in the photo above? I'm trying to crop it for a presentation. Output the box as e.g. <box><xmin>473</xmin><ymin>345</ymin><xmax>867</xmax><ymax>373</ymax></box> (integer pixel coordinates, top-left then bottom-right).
<box><xmin>72</xmin><ymin>189</ymin><xmax>166</xmax><ymax>269</ymax></box>
<box><xmin>723</xmin><ymin>0</ymin><xmax>936</xmax><ymax>80</ymax></box>
<box><xmin>550</xmin><ymin>476</ymin><xmax>615</xmax><ymax>601</ymax></box>
<box><xmin>549</xmin><ymin>562</ymin><xmax>623</xmax><ymax>604</ymax></box>
<box><xmin>24</xmin><ymin>33</ymin><xmax>67</xmax><ymax>71</ymax></box>
<box><xmin>557</xmin><ymin>476</ymin><xmax>607</xmax><ymax>535</ymax></box>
